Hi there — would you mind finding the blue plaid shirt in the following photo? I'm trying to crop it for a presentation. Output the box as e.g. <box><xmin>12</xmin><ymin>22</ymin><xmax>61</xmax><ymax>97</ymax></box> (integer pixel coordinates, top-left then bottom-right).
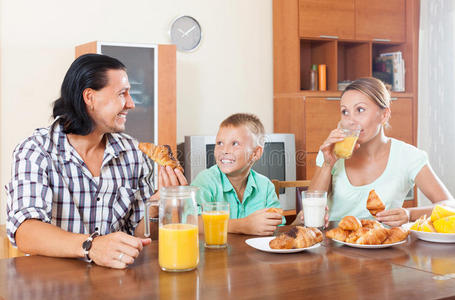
<box><xmin>5</xmin><ymin>120</ymin><xmax>154</xmax><ymax>246</ymax></box>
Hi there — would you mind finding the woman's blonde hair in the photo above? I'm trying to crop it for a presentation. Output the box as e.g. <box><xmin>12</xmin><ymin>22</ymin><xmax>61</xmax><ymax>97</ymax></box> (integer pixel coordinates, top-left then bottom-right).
<box><xmin>220</xmin><ymin>113</ymin><xmax>265</xmax><ymax>147</ymax></box>
<box><xmin>342</xmin><ymin>77</ymin><xmax>391</xmax><ymax>109</ymax></box>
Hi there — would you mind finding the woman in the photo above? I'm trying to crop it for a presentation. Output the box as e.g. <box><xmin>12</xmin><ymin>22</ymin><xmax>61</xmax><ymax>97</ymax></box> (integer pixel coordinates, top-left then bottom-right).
<box><xmin>309</xmin><ymin>77</ymin><xmax>453</xmax><ymax>227</ymax></box>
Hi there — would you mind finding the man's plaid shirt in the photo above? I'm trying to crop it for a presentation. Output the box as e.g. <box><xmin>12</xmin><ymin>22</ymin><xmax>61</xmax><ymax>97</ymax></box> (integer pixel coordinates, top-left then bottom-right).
<box><xmin>5</xmin><ymin>120</ymin><xmax>154</xmax><ymax>245</ymax></box>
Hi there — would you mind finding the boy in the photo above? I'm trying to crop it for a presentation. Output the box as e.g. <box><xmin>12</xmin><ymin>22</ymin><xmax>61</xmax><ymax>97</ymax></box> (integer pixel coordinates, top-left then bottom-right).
<box><xmin>191</xmin><ymin>113</ymin><xmax>284</xmax><ymax>236</ymax></box>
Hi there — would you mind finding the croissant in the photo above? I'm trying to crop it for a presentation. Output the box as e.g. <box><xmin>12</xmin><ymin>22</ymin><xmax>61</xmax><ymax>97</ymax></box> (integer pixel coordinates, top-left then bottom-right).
<box><xmin>383</xmin><ymin>227</ymin><xmax>409</xmax><ymax>244</ymax></box>
<box><xmin>308</xmin><ymin>227</ymin><xmax>324</xmax><ymax>243</ymax></box>
<box><xmin>266</xmin><ymin>207</ymin><xmax>284</xmax><ymax>215</ymax></box>
<box><xmin>269</xmin><ymin>226</ymin><xmax>322</xmax><ymax>249</ymax></box>
<box><xmin>338</xmin><ymin>216</ymin><xmax>362</xmax><ymax>231</ymax></box>
<box><xmin>269</xmin><ymin>233</ymin><xmax>294</xmax><ymax>249</ymax></box>
<box><xmin>361</xmin><ymin>219</ymin><xmax>384</xmax><ymax>229</ymax></box>
<box><xmin>326</xmin><ymin>227</ymin><xmax>351</xmax><ymax>242</ymax></box>
<box><xmin>366</xmin><ymin>189</ymin><xmax>385</xmax><ymax>216</ymax></box>
<box><xmin>345</xmin><ymin>227</ymin><xmax>370</xmax><ymax>244</ymax></box>
<box><xmin>138</xmin><ymin>142</ymin><xmax>183</xmax><ymax>172</ymax></box>
<box><xmin>356</xmin><ymin>227</ymin><xmax>389</xmax><ymax>245</ymax></box>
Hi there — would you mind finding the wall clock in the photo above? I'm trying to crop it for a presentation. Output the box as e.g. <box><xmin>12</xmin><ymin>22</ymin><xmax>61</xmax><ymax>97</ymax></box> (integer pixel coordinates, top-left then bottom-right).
<box><xmin>170</xmin><ymin>15</ymin><xmax>202</xmax><ymax>52</ymax></box>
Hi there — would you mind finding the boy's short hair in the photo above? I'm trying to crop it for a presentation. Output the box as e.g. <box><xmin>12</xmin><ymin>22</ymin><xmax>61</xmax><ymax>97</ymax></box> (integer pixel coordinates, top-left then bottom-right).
<box><xmin>220</xmin><ymin>113</ymin><xmax>265</xmax><ymax>147</ymax></box>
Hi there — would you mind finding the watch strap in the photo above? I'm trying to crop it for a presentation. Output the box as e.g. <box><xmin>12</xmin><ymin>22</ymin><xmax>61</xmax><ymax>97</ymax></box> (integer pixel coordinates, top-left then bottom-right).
<box><xmin>82</xmin><ymin>231</ymin><xmax>99</xmax><ymax>263</ymax></box>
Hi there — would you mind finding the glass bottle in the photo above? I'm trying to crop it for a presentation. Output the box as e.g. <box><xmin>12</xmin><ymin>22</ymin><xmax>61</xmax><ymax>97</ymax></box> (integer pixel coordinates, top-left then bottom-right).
<box><xmin>310</xmin><ymin>64</ymin><xmax>318</xmax><ymax>91</ymax></box>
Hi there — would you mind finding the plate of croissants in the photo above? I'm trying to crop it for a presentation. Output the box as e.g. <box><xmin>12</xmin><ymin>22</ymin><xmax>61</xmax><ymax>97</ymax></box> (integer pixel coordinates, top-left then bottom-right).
<box><xmin>326</xmin><ymin>216</ymin><xmax>410</xmax><ymax>249</ymax></box>
<box><xmin>246</xmin><ymin>226</ymin><xmax>323</xmax><ymax>253</ymax></box>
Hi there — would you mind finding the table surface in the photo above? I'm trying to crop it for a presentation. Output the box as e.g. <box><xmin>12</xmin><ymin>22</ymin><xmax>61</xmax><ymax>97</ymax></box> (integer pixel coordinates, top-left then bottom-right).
<box><xmin>1</xmin><ymin>228</ymin><xmax>454</xmax><ymax>300</ymax></box>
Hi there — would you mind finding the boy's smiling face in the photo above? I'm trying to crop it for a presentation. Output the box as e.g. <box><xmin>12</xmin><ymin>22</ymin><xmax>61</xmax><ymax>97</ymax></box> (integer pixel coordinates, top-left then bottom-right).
<box><xmin>214</xmin><ymin>125</ymin><xmax>260</xmax><ymax>178</ymax></box>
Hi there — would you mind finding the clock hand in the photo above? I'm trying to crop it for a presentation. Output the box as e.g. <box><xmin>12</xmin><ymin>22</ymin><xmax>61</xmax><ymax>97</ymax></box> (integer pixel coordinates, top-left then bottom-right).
<box><xmin>177</xmin><ymin>28</ymin><xmax>185</xmax><ymax>37</ymax></box>
<box><xmin>182</xmin><ymin>25</ymin><xmax>196</xmax><ymax>37</ymax></box>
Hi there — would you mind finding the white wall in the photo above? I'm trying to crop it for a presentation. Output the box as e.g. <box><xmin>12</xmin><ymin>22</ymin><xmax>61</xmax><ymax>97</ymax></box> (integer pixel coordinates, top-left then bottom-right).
<box><xmin>0</xmin><ymin>0</ymin><xmax>273</xmax><ymax>224</ymax></box>
<box><xmin>418</xmin><ymin>0</ymin><xmax>455</xmax><ymax>205</ymax></box>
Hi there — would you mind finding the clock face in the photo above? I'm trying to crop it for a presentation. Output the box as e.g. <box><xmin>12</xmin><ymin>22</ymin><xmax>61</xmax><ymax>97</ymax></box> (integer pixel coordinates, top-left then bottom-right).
<box><xmin>170</xmin><ymin>16</ymin><xmax>202</xmax><ymax>52</ymax></box>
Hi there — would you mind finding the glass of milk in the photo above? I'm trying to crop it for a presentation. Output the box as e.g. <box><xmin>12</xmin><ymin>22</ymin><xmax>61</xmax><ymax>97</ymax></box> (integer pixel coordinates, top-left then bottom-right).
<box><xmin>302</xmin><ymin>191</ymin><xmax>327</xmax><ymax>228</ymax></box>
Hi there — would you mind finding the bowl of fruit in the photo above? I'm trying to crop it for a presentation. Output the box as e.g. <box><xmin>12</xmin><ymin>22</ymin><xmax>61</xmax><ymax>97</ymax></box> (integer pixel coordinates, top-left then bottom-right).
<box><xmin>404</xmin><ymin>205</ymin><xmax>455</xmax><ymax>243</ymax></box>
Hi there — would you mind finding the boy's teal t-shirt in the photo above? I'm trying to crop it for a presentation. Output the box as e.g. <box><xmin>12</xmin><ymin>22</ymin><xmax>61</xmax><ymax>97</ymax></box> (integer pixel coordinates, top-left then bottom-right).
<box><xmin>191</xmin><ymin>165</ymin><xmax>285</xmax><ymax>224</ymax></box>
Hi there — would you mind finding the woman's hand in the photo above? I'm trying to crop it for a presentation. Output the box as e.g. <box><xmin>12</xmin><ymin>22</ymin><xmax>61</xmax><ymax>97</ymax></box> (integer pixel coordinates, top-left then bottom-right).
<box><xmin>292</xmin><ymin>206</ymin><xmax>330</xmax><ymax>228</ymax></box>
<box><xmin>376</xmin><ymin>208</ymin><xmax>410</xmax><ymax>227</ymax></box>
<box><xmin>319</xmin><ymin>128</ymin><xmax>345</xmax><ymax>166</ymax></box>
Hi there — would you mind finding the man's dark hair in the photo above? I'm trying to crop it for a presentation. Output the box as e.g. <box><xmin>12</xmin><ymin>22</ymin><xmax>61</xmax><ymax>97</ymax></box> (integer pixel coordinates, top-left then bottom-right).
<box><xmin>52</xmin><ymin>53</ymin><xmax>126</xmax><ymax>135</ymax></box>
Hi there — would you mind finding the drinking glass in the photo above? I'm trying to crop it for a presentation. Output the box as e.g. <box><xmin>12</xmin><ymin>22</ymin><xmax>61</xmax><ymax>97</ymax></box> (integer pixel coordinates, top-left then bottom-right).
<box><xmin>202</xmin><ymin>201</ymin><xmax>230</xmax><ymax>248</ymax></box>
<box><xmin>333</xmin><ymin>120</ymin><xmax>361</xmax><ymax>159</ymax></box>
<box><xmin>302</xmin><ymin>191</ymin><xmax>327</xmax><ymax>228</ymax></box>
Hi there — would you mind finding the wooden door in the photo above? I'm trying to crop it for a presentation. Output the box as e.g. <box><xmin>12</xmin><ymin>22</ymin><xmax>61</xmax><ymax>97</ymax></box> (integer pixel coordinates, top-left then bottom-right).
<box><xmin>299</xmin><ymin>0</ymin><xmax>355</xmax><ymax>39</ymax></box>
<box><xmin>355</xmin><ymin>0</ymin><xmax>406</xmax><ymax>42</ymax></box>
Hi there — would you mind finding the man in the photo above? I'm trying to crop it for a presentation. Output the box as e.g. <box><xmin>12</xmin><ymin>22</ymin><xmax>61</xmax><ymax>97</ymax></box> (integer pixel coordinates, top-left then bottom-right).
<box><xmin>6</xmin><ymin>54</ymin><xmax>187</xmax><ymax>269</ymax></box>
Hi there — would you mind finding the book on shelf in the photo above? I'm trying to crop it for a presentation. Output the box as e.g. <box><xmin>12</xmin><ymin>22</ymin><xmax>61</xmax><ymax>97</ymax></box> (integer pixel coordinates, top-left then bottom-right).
<box><xmin>373</xmin><ymin>51</ymin><xmax>405</xmax><ymax>92</ymax></box>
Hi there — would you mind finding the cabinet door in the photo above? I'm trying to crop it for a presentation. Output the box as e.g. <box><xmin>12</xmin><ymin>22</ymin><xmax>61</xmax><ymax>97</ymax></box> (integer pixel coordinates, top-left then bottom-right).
<box><xmin>305</xmin><ymin>152</ymin><xmax>318</xmax><ymax>180</ymax></box>
<box><xmin>355</xmin><ymin>0</ymin><xmax>405</xmax><ymax>42</ymax></box>
<box><xmin>305</xmin><ymin>97</ymin><xmax>340</xmax><ymax>152</ymax></box>
<box><xmin>299</xmin><ymin>0</ymin><xmax>355</xmax><ymax>39</ymax></box>
<box><xmin>274</xmin><ymin>95</ymin><xmax>306</xmax><ymax>179</ymax></box>
<box><xmin>386</xmin><ymin>98</ymin><xmax>413</xmax><ymax>145</ymax></box>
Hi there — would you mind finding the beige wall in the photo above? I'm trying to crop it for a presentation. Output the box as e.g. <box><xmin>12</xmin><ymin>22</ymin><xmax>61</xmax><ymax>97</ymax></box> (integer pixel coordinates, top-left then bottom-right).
<box><xmin>0</xmin><ymin>0</ymin><xmax>273</xmax><ymax>224</ymax></box>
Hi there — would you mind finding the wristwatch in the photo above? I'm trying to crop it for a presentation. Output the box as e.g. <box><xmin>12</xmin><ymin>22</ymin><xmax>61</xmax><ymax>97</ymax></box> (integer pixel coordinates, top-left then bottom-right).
<box><xmin>82</xmin><ymin>231</ymin><xmax>99</xmax><ymax>263</ymax></box>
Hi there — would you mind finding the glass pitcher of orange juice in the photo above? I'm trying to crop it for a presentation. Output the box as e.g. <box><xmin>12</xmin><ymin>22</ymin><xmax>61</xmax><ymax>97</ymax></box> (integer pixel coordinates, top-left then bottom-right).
<box><xmin>153</xmin><ymin>186</ymin><xmax>199</xmax><ymax>272</ymax></box>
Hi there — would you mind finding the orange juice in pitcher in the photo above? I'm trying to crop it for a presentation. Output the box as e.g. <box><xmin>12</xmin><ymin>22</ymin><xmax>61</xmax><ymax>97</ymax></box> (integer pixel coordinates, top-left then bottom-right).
<box><xmin>159</xmin><ymin>223</ymin><xmax>199</xmax><ymax>271</ymax></box>
<box><xmin>155</xmin><ymin>186</ymin><xmax>200</xmax><ymax>272</ymax></box>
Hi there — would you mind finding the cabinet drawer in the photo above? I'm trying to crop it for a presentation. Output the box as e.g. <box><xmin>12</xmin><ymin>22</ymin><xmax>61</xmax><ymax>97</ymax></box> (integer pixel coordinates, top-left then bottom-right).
<box><xmin>355</xmin><ymin>0</ymin><xmax>406</xmax><ymax>42</ymax></box>
<box><xmin>299</xmin><ymin>0</ymin><xmax>355</xmax><ymax>39</ymax></box>
<box><xmin>386</xmin><ymin>97</ymin><xmax>413</xmax><ymax>145</ymax></box>
<box><xmin>305</xmin><ymin>97</ymin><xmax>340</xmax><ymax>152</ymax></box>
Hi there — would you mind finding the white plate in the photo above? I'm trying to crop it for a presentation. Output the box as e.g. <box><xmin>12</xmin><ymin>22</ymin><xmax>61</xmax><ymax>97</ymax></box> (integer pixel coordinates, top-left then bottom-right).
<box><xmin>245</xmin><ymin>236</ymin><xmax>321</xmax><ymax>253</ymax></box>
<box><xmin>403</xmin><ymin>222</ymin><xmax>455</xmax><ymax>243</ymax></box>
<box><xmin>331</xmin><ymin>238</ymin><xmax>407</xmax><ymax>249</ymax></box>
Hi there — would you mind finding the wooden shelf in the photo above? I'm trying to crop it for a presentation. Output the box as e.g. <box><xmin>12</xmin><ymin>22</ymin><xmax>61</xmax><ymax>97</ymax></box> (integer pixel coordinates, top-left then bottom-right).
<box><xmin>274</xmin><ymin>91</ymin><xmax>413</xmax><ymax>98</ymax></box>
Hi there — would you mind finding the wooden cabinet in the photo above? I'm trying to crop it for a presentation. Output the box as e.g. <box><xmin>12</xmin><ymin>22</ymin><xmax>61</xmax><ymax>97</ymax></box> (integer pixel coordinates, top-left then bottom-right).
<box><xmin>356</xmin><ymin>0</ymin><xmax>406</xmax><ymax>42</ymax></box>
<box><xmin>274</xmin><ymin>0</ymin><xmax>419</xmax><ymax>210</ymax></box>
<box><xmin>386</xmin><ymin>98</ymin><xmax>414</xmax><ymax>145</ymax></box>
<box><xmin>299</xmin><ymin>0</ymin><xmax>355</xmax><ymax>39</ymax></box>
<box><xmin>76</xmin><ymin>41</ymin><xmax>177</xmax><ymax>153</ymax></box>
<box><xmin>305</xmin><ymin>97</ymin><xmax>340</xmax><ymax>152</ymax></box>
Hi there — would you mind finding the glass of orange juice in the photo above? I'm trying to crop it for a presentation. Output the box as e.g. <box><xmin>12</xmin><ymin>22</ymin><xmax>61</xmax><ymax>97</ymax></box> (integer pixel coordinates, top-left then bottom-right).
<box><xmin>202</xmin><ymin>201</ymin><xmax>230</xmax><ymax>248</ymax></box>
<box><xmin>333</xmin><ymin>121</ymin><xmax>361</xmax><ymax>159</ymax></box>
<box><xmin>158</xmin><ymin>186</ymin><xmax>199</xmax><ymax>272</ymax></box>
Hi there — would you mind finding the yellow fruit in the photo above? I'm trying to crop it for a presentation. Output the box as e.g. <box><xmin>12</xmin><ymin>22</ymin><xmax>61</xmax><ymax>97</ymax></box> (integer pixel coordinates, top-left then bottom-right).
<box><xmin>433</xmin><ymin>215</ymin><xmax>455</xmax><ymax>233</ymax></box>
<box><xmin>420</xmin><ymin>218</ymin><xmax>436</xmax><ymax>232</ymax></box>
<box><xmin>430</xmin><ymin>205</ymin><xmax>455</xmax><ymax>222</ymax></box>
<box><xmin>410</xmin><ymin>215</ymin><xmax>426</xmax><ymax>231</ymax></box>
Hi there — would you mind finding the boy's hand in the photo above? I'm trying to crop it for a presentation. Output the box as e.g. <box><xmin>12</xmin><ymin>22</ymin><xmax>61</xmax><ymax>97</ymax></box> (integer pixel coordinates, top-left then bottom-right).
<box><xmin>244</xmin><ymin>208</ymin><xmax>282</xmax><ymax>236</ymax></box>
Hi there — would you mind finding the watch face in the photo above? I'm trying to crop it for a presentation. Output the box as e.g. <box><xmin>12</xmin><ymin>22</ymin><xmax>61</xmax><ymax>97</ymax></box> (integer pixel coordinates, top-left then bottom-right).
<box><xmin>170</xmin><ymin>16</ymin><xmax>202</xmax><ymax>52</ymax></box>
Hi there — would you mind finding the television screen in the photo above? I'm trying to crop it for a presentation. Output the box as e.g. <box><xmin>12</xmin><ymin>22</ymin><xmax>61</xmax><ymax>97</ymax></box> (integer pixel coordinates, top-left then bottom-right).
<box><xmin>205</xmin><ymin>142</ymin><xmax>286</xmax><ymax>181</ymax></box>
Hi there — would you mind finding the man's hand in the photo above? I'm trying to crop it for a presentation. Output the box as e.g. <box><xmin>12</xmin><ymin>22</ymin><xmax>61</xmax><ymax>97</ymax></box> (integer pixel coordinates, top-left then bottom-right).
<box><xmin>376</xmin><ymin>208</ymin><xmax>409</xmax><ymax>227</ymax></box>
<box><xmin>242</xmin><ymin>208</ymin><xmax>282</xmax><ymax>236</ymax></box>
<box><xmin>89</xmin><ymin>232</ymin><xmax>151</xmax><ymax>269</ymax></box>
<box><xmin>158</xmin><ymin>165</ymin><xmax>188</xmax><ymax>188</ymax></box>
